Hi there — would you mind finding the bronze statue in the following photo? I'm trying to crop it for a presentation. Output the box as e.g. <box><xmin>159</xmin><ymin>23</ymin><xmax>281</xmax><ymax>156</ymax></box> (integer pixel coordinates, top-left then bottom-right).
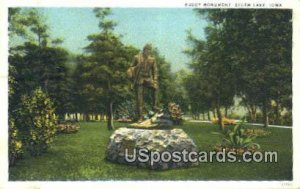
<box><xmin>127</xmin><ymin>44</ymin><xmax>158</xmax><ymax>122</ymax></box>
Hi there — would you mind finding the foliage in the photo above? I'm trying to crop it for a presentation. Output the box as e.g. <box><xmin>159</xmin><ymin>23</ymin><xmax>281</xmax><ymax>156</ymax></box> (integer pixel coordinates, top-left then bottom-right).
<box><xmin>244</xmin><ymin>128</ymin><xmax>271</xmax><ymax>137</ymax></box>
<box><xmin>10</xmin><ymin>42</ymin><xmax>71</xmax><ymax>117</ymax></box>
<box><xmin>185</xmin><ymin>9</ymin><xmax>292</xmax><ymax>128</ymax></box>
<box><xmin>57</xmin><ymin>123</ymin><xmax>80</xmax><ymax>134</ymax></box>
<box><xmin>115</xmin><ymin>99</ymin><xmax>136</xmax><ymax>120</ymax></box>
<box><xmin>8</xmin><ymin>118</ymin><xmax>23</xmax><ymax>166</ymax></box>
<box><xmin>281</xmin><ymin>111</ymin><xmax>292</xmax><ymax>126</ymax></box>
<box><xmin>17</xmin><ymin>88</ymin><xmax>57</xmax><ymax>156</ymax></box>
<box><xmin>80</xmin><ymin>8</ymin><xmax>138</xmax><ymax>130</ymax></box>
<box><xmin>8</xmin><ymin>64</ymin><xmax>23</xmax><ymax>166</ymax></box>
<box><xmin>9</xmin><ymin>8</ymin><xmax>73</xmax><ymax>121</ymax></box>
<box><xmin>184</xmin><ymin>26</ymin><xmax>235</xmax><ymax>130</ymax></box>
<box><xmin>168</xmin><ymin>102</ymin><xmax>183</xmax><ymax>125</ymax></box>
<box><xmin>227</xmin><ymin>112</ymin><xmax>242</xmax><ymax>120</ymax></box>
<box><xmin>211</xmin><ymin>117</ymin><xmax>236</xmax><ymax>126</ymax></box>
<box><xmin>213</xmin><ymin>121</ymin><xmax>260</xmax><ymax>154</ymax></box>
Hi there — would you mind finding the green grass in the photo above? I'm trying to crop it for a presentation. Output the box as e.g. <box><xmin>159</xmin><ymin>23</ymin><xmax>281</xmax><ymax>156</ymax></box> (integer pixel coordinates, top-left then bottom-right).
<box><xmin>9</xmin><ymin>121</ymin><xmax>293</xmax><ymax>181</ymax></box>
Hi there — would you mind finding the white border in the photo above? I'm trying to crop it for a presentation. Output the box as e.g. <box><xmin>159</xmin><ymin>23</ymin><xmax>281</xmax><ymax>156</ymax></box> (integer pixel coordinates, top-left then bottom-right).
<box><xmin>0</xmin><ymin>0</ymin><xmax>299</xmax><ymax>189</ymax></box>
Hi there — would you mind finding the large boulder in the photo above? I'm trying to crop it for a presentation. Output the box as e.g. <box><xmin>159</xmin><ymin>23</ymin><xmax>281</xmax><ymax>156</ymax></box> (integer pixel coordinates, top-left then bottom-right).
<box><xmin>106</xmin><ymin>127</ymin><xmax>198</xmax><ymax>170</ymax></box>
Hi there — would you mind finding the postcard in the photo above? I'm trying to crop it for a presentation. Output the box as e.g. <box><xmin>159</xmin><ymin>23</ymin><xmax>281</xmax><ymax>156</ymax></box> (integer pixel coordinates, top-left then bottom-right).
<box><xmin>1</xmin><ymin>0</ymin><xmax>300</xmax><ymax>189</ymax></box>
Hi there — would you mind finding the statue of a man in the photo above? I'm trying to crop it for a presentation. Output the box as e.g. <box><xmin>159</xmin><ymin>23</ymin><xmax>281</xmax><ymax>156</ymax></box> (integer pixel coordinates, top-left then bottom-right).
<box><xmin>127</xmin><ymin>44</ymin><xmax>158</xmax><ymax>121</ymax></box>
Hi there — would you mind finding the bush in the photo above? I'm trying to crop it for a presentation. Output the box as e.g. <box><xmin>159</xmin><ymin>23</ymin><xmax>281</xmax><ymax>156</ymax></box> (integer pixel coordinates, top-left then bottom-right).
<box><xmin>213</xmin><ymin>121</ymin><xmax>261</xmax><ymax>155</ymax></box>
<box><xmin>115</xmin><ymin>100</ymin><xmax>137</xmax><ymax>120</ymax></box>
<box><xmin>211</xmin><ymin>117</ymin><xmax>236</xmax><ymax>125</ymax></box>
<box><xmin>281</xmin><ymin>111</ymin><xmax>292</xmax><ymax>126</ymax></box>
<box><xmin>8</xmin><ymin>118</ymin><xmax>23</xmax><ymax>166</ymax></box>
<box><xmin>168</xmin><ymin>102</ymin><xmax>183</xmax><ymax>125</ymax></box>
<box><xmin>227</xmin><ymin>112</ymin><xmax>242</xmax><ymax>120</ymax></box>
<box><xmin>18</xmin><ymin>88</ymin><xmax>57</xmax><ymax>156</ymax></box>
<box><xmin>244</xmin><ymin>128</ymin><xmax>271</xmax><ymax>137</ymax></box>
<box><xmin>57</xmin><ymin>124</ymin><xmax>80</xmax><ymax>134</ymax></box>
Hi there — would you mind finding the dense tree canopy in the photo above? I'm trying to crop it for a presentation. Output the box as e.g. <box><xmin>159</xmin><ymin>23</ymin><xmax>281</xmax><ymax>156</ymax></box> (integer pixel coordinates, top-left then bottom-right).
<box><xmin>184</xmin><ymin>9</ymin><xmax>292</xmax><ymax>128</ymax></box>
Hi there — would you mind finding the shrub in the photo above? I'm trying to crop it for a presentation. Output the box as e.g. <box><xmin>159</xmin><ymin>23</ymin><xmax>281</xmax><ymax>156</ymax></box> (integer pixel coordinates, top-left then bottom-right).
<box><xmin>18</xmin><ymin>88</ymin><xmax>57</xmax><ymax>156</ymax></box>
<box><xmin>244</xmin><ymin>128</ymin><xmax>271</xmax><ymax>137</ymax></box>
<box><xmin>9</xmin><ymin>65</ymin><xmax>23</xmax><ymax>165</ymax></box>
<box><xmin>8</xmin><ymin>118</ymin><xmax>23</xmax><ymax>166</ymax></box>
<box><xmin>227</xmin><ymin>112</ymin><xmax>242</xmax><ymax>120</ymax></box>
<box><xmin>211</xmin><ymin>117</ymin><xmax>236</xmax><ymax>125</ymax></box>
<box><xmin>281</xmin><ymin>111</ymin><xmax>292</xmax><ymax>126</ymax></box>
<box><xmin>57</xmin><ymin>124</ymin><xmax>80</xmax><ymax>134</ymax></box>
<box><xmin>168</xmin><ymin>102</ymin><xmax>183</xmax><ymax>125</ymax></box>
<box><xmin>213</xmin><ymin>121</ymin><xmax>261</xmax><ymax>155</ymax></box>
<box><xmin>115</xmin><ymin>100</ymin><xmax>137</xmax><ymax>120</ymax></box>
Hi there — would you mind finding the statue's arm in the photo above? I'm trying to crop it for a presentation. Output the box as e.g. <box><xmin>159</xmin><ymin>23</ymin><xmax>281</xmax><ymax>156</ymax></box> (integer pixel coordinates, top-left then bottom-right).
<box><xmin>132</xmin><ymin>55</ymin><xmax>139</xmax><ymax>67</ymax></box>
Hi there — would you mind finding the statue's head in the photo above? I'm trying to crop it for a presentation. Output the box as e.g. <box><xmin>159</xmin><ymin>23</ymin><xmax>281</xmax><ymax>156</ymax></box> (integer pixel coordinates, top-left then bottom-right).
<box><xmin>143</xmin><ymin>43</ymin><xmax>152</xmax><ymax>57</ymax></box>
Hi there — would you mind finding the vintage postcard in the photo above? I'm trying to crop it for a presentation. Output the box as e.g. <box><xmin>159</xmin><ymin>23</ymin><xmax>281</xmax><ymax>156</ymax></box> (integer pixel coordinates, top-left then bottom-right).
<box><xmin>0</xmin><ymin>0</ymin><xmax>300</xmax><ymax>188</ymax></box>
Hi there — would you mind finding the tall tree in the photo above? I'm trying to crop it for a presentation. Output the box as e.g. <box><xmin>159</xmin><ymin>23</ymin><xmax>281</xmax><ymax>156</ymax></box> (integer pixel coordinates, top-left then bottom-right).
<box><xmin>185</xmin><ymin>27</ymin><xmax>235</xmax><ymax>130</ymax></box>
<box><xmin>9</xmin><ymin>8</ymin><xmax>72</xmax><ymax>120</ymax></box>
<box><xmin>83</xmin><ymin>8</ymin><xmax>136</xmax><ymax>130</ymax></box>
<box><xmin>191</xmin><ymin>9</ymin><xmax>292</xmax><ymax>127</ymax></box>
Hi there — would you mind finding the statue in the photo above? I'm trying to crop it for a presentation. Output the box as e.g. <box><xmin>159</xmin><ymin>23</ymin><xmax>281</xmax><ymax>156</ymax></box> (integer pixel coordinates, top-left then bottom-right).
<box><xmin>127</xmin><ymin>44</ymin><xmax>158</xmax><ymax>122</ymax></box>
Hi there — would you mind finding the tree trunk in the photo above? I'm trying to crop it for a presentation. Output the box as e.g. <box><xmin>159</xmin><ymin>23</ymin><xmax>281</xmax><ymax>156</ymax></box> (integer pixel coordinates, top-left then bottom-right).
<box><xmin>262</xmin><ymin>99</ymin><xmax>269</xmax><ymax>127</ymax></box>
<box><xmin>207</xmin><ymin>111</ymin><xmax>211</xmax><ymax>121</ymax></box>
<box><xmin>107</xmin><ymin>101</ymin><xmax>114</xmax><ymax>130</ymax></box>
<box><xmin>202</xmin><ymin>113</ymin><xmax>205</xmax><ymax>120</ymax></box>
<box><xmin>216</xmin><ymin>98</ymin><xmax>224</xmax><ymax>131</ymax></box>
<box><xmin>193</xmin><ymin>114</ymin><xmax>196</xmax><ymax>120</ymax></box>
<box><xmin>252</xmin><ymin>111</ymin><xmax>257</xmax><ymax>123</ymax></box>
<box><xmin>275</xmin><ymin>100</ymin><xmax>281</xmax><ymax>125</ymax></box>
<box><xmin>75</xmin><ymin>113</ymin><xmax>78</xmax><ymax>121</ymax></box>
<box><xmin>249</xmin><ymin>105</ymin><xmax>257</xmax><ymax>123</ymax></box>
<box><xmin>213</xmin><ymin>109</ymin><xmax>217</xmax><ymax>119</ymax></box>
<box><xmin>225</xmin><ymin>107</ymin><xmax>228</xmax><ymax>118</ymax></box>
<box><xmin>216</xmin><ymin>106</ymin><xmax>224</xmax><ymax>130</ymax></box>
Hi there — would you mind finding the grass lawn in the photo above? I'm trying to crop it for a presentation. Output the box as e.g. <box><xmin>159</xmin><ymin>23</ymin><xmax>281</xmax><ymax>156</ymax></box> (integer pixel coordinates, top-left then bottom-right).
<box><xmin>9</xmin><ymin>121</ymin><xmax>293</xmax><ymax>181</ymax></box>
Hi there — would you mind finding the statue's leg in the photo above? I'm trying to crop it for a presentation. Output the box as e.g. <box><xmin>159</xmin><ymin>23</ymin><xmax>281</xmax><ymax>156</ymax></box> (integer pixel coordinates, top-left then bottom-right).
<box><xmin>136</xmin><ymin>84</ymin><xmax>144</xmax><ymax>121</ymax></box>
<box><xmin>152</xmin><ymin>87</ymin><xmax>158</xmax><ymax>111</ymax></box>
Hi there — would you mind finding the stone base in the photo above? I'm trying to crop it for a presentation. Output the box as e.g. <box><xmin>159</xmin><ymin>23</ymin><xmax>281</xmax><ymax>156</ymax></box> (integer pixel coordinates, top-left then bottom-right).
<box><xmin>106</xmin><ymin>127</ymin><xmax>198</xmax><ymax>170</ymax></box>
<box><xmin>130</xmin><ymin>112</ymin><xmax>174</xmax><ymax>128</ymax></box>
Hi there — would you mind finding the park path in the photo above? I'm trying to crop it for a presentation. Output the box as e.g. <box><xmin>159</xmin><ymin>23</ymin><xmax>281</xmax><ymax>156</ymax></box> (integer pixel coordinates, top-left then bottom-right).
<box><xmin>188</xmin><ymin>120</ymin><xmax>292</xmax><ymax>129</ymax></box>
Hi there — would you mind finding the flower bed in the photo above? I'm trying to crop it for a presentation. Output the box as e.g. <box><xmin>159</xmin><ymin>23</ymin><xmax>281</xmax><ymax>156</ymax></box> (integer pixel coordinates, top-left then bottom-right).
<box><xmin>244</xmin><ymin>128</ymin><xmax>271</xmax><ymax>137</ymax></box>
<box><xmin>212</xmin><ymin>121</ymin><xmax>262</xmax><ymax>155</ymax></box>
<box><xmin>168</xmin><ymin>102</ymin><xmax>183</xmax><ymax>125</ymax></box>
<box><xmin>57</xmin><ymin>124</ymin><xmax>80</xmax><ymax>134</ymax></box>
<box><xmin>211</xmin><ymin>117</ymin><xmax>236</xmax><ymax>125</ymax></box>
<box><xmin>214</xmin><ymin>143</ymin><xmax>260</xmax><ymax>156</ymax></box>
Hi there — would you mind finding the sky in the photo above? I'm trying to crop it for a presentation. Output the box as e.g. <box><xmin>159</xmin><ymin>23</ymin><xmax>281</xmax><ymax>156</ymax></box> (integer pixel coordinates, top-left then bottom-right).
<box><xmin>41</xmin><ymin>8</ymin><xmax>207</xmax><ymax>72</ymax></box>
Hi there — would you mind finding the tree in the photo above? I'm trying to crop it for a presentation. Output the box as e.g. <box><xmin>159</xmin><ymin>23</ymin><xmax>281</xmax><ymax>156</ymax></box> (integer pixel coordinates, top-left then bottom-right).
<box><xmin>192</xmin><ymin>9</ymin><xmax>292</xmax><ymax>127</ymax></box>
<box><xmin>172</xmin><ymin>69</ymin><xmax>190</xmax><ymax>113</ymax></box>
<box><xmin>8</xmin><ymin>8</ymin><xmax>73</xmax><ymax>161</ymax></box>
<box><xmin>82</xmin><ymin>8</ymin><xmax>137</xmax><ymax>130</ymax></box>
<box><xmin>185</xmin><ymin>27</ymin><xmax>235</xmax><ymax>130</ymax></box>
<box><xmin>9</xmin><ymin>8</ymin><xmax>72</xmax><ymax>120</ymax></box>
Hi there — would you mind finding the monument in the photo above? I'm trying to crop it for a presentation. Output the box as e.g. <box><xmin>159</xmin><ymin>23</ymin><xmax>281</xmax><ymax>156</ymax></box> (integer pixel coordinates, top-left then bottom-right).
<box><xmin>106</xmin><ymin>44</ymin><xmax>198</xmax><ymax>170</ymax></box>
<box><xmin>127</xmin><ymin>43</ymin><xmax>158</xmax><ymax>122</ymax></box>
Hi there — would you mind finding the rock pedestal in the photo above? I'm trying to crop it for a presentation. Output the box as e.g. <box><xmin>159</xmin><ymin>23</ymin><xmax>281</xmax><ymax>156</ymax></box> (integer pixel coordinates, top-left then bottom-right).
<box><xmin>106</xmin><ymin>127</ymin><xmax>198</xmax><ymax>170</ymax></box>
